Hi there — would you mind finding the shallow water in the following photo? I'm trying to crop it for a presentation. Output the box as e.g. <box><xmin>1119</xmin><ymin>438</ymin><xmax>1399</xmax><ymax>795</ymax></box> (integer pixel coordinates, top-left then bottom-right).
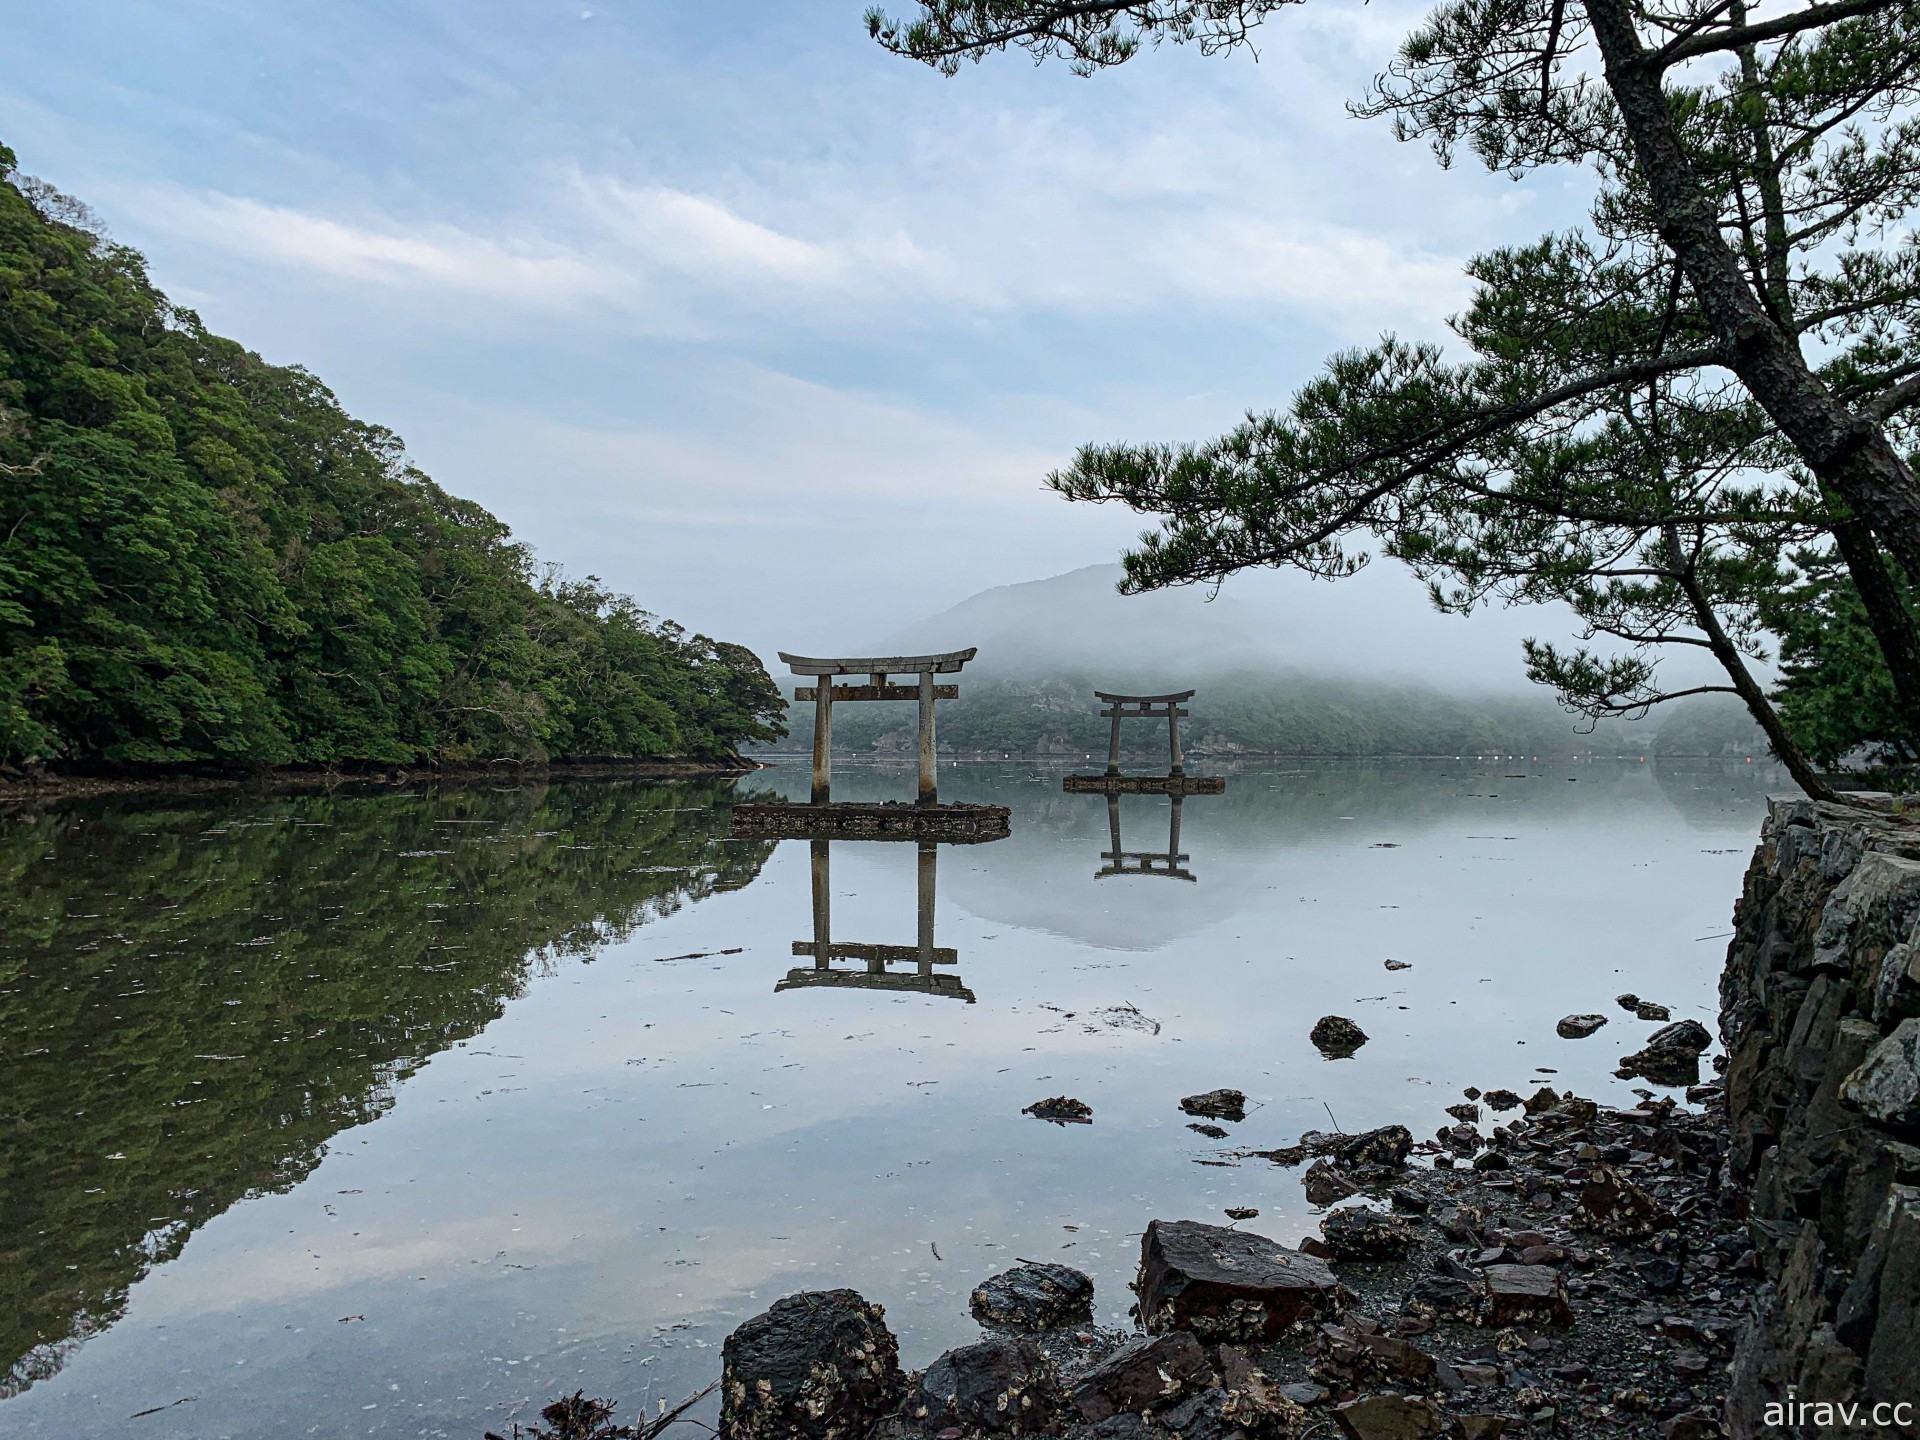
<box><xmin>0</xmin><ymin>758</ymin><xmax>1774</xmax><ymax>1438</ymax></box>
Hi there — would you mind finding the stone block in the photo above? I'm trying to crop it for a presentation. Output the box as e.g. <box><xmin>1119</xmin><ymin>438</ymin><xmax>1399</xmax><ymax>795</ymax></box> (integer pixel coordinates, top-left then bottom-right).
<box><xmin>1070</xmin><ymin>1333</ymin><xmax>1214</xmax><ymax>1422</ymax></box>
<box><xmin>1137</xmin><ymin>1220</ymin><xmax>1340</xmax><ymax>1341</ymax></box>
<box><xmin>970</xmin><ymin>1263</ymin><xmax>1095</xmax><ymax>1333</ymax></box>
<box><xmin>1840</xmin><ymin>1018</ymin><xmax>1920</xmax><ymax>1131</ymax></box>
<box><xmin>1480</xmin><ymin>1263</ymin><xmax>1572</xmax><ymax>1327</ymax></box>
<box><xmin>915</xmin><ymin>1336</ymin><xmax>1070</xmax><ymax>1436</ymax></box>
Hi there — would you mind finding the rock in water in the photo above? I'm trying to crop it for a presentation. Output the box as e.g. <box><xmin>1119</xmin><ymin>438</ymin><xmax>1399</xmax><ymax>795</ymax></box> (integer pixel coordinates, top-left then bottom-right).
<box><xmin>1839</xmin><ymin>1017</ymin><xmax>1920</xmax><ymax>1127</ymax></box>
<box><xmin>969</xmin><ymin>1263</ymin><xmax>1094</xmax><ymax>1333</ymax></box>
<box><xmin>1556</xmin><ymin>1013</ymin><xmax>1608</xmax><ymax>1039</ymax></box>
<box><xmin>1070</xmin><ymin>1333</ymin><xmax>1214</xmax><ymax>1421</ymax></box>
<box><xmin>1179</xmin><ymin>1089</ymin><xmax>1248</xmax><ymax>1122</ymax></box>
<box><xmin>1620</xmin><ymin>1019</ymin><xmax>1713</xmax><ymax>1086</ymax></box>
<box><xmin>1311</xmin><ymin>1016</ymin><xmax>1369</xmax><ymax>1057</ymax></box>
<box><xmin>1023</xmin><ymin>1096</ymin><xmax>1092</xmax><ymax>1125</ymax></box>
<box><xmin>1321</xmin><ymin>1206</ymin><xmax>1420</xmax><ymax>1260</ymax></box>
<box><xmin>1137</xmin><ymin>1219</ymin><xmax>1339</xmax><ymax>1340</ymax></box>
<box><xmin>914</xmin><ymin>1337</ymin><xmax>1070</xmax><ymax>1436</ymax></box>
<box><xmin>720</xmin><ymin>1289</ymin><xmax>905</xmax><ymax>1440</ymax></box>
<box><xmin>1302</xmin><ymin>1159</ymin><xmax>1361</xmax><ymax>1206</ymax></box>
<box><xmin>1634</xmin><ymin>1000</ymin><xmax>1672</xmax><ymax>1021</ymax></box>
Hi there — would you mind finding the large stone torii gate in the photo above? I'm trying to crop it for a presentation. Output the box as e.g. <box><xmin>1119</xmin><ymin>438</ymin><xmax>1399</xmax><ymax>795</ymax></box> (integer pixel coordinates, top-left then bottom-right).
<box><xmin>779</xmin><ymin>647</ymin><xmax>976</xmax><ymax>806</ymax></box>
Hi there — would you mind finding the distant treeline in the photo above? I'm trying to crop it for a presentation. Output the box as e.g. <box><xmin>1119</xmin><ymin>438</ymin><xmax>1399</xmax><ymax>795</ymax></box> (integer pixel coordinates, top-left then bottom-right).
<box><xmin>0</xmin><ymin>147</ymin><xmax>785</xmax><ymax>771</ymax></box>
<box><xmin>761</xmin><ymin>670</ymin><xmax>1765</xmax><ymax>759</ymax></box>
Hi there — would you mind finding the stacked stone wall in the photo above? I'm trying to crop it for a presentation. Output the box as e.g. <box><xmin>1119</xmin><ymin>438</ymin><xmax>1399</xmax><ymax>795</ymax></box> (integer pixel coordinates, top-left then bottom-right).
<box><xmin>1721</xmin><ymin>797</ymin><xmax>1920</xmax><ymax>1434</ymax></box>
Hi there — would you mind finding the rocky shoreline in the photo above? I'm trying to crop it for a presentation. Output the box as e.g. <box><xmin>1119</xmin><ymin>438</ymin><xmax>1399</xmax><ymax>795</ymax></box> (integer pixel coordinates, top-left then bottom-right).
<box><xmin>491</xmin><ymin>1080</ymin><xmax>1747</xmax><ymax>1440</ymax></box>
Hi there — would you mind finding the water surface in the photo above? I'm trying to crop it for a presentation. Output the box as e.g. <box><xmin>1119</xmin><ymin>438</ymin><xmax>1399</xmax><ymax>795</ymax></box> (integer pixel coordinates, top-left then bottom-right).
<box><xmin>0</xmin><ymin>759</ymin><xmax>1774</xmax><ymax>1438</ymax></box>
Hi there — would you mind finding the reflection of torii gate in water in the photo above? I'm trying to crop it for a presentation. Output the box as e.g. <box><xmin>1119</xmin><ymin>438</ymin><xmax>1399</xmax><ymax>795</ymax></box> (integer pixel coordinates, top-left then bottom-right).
<box><xmin>1099</xmin><ymin>793</ymin><xmax>1196</xmax><ymax>882</ymax></box>
<box><xmin>778</xmin><ymin>840</ymin><xmax>976</xmax><ymax>1002</ymax></box>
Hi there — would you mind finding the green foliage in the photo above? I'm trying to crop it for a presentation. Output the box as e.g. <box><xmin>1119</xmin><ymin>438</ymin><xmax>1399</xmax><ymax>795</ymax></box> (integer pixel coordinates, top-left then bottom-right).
<box><xmin>0</xmin><ymin>148</ymin><xmax>785</xmax><ymax>768</ymax></box>
<box><xmin>1764</xmin><ymin>550</ymin><xmax>1920</xmax><ymax>767</ymax></box>
<box><xmin>0</xmin><ymin>779</ymin><xmax>777</xmax><ymax>1395</ymax></box>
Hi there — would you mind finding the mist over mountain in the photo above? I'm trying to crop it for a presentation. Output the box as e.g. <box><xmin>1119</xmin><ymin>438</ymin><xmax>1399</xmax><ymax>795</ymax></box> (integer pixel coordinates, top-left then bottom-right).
<box><xmin>758</xmin><ymin>563</ymin><xmax>1766</xmax><ymax>760</ymax></box>
<box><xmin>864</xmin><ymin>562</ymin><xmax>1552</xmax><ymax>694</ymax></box>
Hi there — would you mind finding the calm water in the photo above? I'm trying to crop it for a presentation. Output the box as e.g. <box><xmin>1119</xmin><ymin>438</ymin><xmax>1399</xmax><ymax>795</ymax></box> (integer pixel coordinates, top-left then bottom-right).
<box><xmin>1</xmin><ymin>759</ymin><xmax>1774</xmax><ymax>1438</ymax></box>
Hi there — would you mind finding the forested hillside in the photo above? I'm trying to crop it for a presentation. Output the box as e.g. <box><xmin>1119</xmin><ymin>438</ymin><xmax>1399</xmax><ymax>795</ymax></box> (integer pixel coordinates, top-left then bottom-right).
<box><xmin>0</xmin><ymin>147</ymin><xmax>784</xmax><ymax>770</ymax></box>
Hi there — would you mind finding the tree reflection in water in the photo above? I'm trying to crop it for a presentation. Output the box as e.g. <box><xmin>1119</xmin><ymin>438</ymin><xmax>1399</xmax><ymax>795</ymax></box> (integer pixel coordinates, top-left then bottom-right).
<box><xmin>0</xmin><ymin>778</ymin><xmax>775</xmax><ymax>1397</ymax></box>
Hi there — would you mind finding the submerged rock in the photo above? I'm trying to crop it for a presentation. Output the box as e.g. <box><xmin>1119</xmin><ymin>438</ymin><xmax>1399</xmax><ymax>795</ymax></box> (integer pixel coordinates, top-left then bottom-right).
<box><xmin>969</xmin><ymin>1263</ymin><xmax>1094</xmax><ymax>1333</ymax></box>
<box><xmin>914</xmin><ymin>1336</ymin><xmax>1069</xmax><ymax>1436</ymax></box>
<box><xmin>1620</xmin><ymin>1019</ymin><xmax>1713</xmax><ymax>1086</ymax></box>
<box><xmin>719</xmin><ymin>1289</ymin><xmax>905</xmax><ymax>1440</ymax></box>
<box><xmin>1137</xmin><ymin>1219</ymin><xmax>1339</xmax><ymax>1341</ymax></box>
<box><xmin>1023</xmin><ymin>1096</ymin><xmax>1093</xmax><ymax>1125</ymax></box>
<box><xmin>1179</xmin><ymin>1089</ymin><xmax>1248</xmax><ymax>1123</ymax></box>
<box><xmin>1556</xmin><ymin>1013</ymin><xmax>1608</xmax><ymax>1039</ymax></box>
<box><xmin>1310</xmin><ymin>1016</ymin><xmax>1369</xmax><ymax>1057</ymax></box>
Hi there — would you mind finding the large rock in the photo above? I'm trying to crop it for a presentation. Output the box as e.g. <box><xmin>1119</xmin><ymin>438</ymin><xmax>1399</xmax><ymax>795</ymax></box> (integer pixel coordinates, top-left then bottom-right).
<box><xmin>1840</xmin><ymin>1018</ymin><xmax>1920</xmax><ymax>1129</ymax></box>
<box><xmin>1311</xmin><ymin>1016</ymin><xmax>1369</xmax><ymax>1057</ymax></box>
<box><xmin>1480</xmin><ymin>1264</ymin><xmax>1573</xmax><ymax>1327</ymax></box>
<box><xmin>1180</xmin><ymin>1089</ymin><xmax>1248</xmax><ymax>1122</ymax></box>
<box><xmin>914</xmin><ymin>1336</ymin><xmax>1070</xmax><ymax>1436</ymax></box>
<box><xmin>720</xmin><ymin>1289</ymin><xmax>905</xmax><ymax>1440</ymax></box>
<box><xmin>1137</xmin><ymin>1219</ymin><xmax>1339</xmax><ymax>1341</ymax></box>
<box><xmin>1621</xmin><ymin>1019</ymin><xmax>1714</xmax><ymax>1085</ymax></box>
<box><xmin>1070</xmin><ymin>1332</ymin><xmax>1215</xmax><ymax>1422</ymax></box>
<box><xmin>970</xmin><ymin>1263</ymin><xmax>1095</xmax><ymax>1333</ymax></box>
<box><xmin>1571</xmin><ymin>1166</ymin><xmax>1669</xmax><ymax>1239</ymax></box>
<box><xmin>1330</xmin><ymin>1393</ymin><xmax>1444</xmax><ymax>1440</ymax></box>
<box><xmin>1321</xmin><ymin>1206</ymin><xmax>1420</xmax><ymax>1260</ymax></box>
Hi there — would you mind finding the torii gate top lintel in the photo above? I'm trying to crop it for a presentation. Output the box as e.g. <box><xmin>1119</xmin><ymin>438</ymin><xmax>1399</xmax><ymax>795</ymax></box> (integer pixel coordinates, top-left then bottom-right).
<box><xmin>781</xmin><ymin>648</ymin><xmax>977</xmax><ymax>677</ymax></box>
<box><xmin>1094</xmin><ymin>688</ymin><xmax>1195</xmax><ymax>706</ymax></box>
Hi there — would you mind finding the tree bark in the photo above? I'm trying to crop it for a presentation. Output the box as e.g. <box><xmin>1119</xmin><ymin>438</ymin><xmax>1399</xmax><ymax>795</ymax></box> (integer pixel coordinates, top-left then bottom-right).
<box><xmin>1584</xmin><ymin>0</ymin><xmax>1920</xmax><ymax>591</ymax></box>
<box><xmin>1664</xmin><ymin>529</ymin><xmax>1839</xmax><ymax>800</ymax></box>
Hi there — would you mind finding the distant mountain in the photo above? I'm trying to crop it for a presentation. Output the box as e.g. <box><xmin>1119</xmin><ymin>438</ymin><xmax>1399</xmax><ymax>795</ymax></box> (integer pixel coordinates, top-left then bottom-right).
<box><xmin>863</xmin><ymin>562</ymin><xmax>1570</xmax><ymax>694</ymax></box>
<box><xmin>754</xmin><ymin>564</ymin><xmax>1769</xmax><ymax>760</ymax></box>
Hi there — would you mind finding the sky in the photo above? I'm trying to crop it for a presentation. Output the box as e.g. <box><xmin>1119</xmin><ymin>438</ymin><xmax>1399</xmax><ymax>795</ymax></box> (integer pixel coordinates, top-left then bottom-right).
<box><xmin>1</xmin><ymin>0</ymin><xmax>1597</xmax><ymax>668</ymax></box>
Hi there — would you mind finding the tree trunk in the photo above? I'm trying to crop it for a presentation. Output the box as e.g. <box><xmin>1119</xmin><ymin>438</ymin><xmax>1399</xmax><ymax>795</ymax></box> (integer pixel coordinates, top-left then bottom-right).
<box><xmin>1584</xmin><ymin>0</ymin><xmax>1920</xmax><ymax>594</ymax></box>
<box><xmin>1727</xmin><ymin>18</ymin><xmax>1920</xmax><ymax>741</ymax></box>
<box><xmin>1664</xmin><ymin>529</ymin><xmax>1838</xmax><ymax>800</ymax></box>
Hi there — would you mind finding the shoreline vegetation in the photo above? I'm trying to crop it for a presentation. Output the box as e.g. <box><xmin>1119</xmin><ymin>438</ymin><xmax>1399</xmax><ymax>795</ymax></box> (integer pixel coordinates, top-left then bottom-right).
<box><xmin>0</xmin><ymin>148</ymin><xmax>787</xmax><ymax>778</ymax></box>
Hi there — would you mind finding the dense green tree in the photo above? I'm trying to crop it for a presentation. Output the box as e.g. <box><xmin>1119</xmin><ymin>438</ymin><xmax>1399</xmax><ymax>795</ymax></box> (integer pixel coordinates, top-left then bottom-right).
<box><xmin>866</xmin><ymin>0</ymin><xmax>1920</xmax><ymax>791</ymax></box>
<box><xmin>1763</xmin><ymin>549</ymin><xmax>1920</xmax><ymax>766</ymax></box>
<box><xmin>0</xmin><ymin>147</ymin><xmax>785</xmax><ymax>769</ymax></box>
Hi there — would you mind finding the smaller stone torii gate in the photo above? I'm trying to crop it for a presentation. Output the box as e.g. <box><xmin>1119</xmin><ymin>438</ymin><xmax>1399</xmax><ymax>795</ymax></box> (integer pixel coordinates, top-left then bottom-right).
<box><xmin>1062</xmin><ymin>688</ymin><xmax>1225</xmax><ymax>795</ymax></box>
<box><xmin>779</xmin><ymin>647</ymin><xmax>976</xmax><ymax>806</ymax></box>
<box><xmin>1097</xmin><ymin>689</ymin><xmax>1194</xmax><ymax>777</ymax></box>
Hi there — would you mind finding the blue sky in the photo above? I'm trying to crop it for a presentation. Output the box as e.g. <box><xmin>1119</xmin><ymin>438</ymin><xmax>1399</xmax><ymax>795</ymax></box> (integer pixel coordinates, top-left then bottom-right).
<box><xmin>3</xmin><ymin>0</ymin><xmax>1592</xmax><ymax>662</ymax></box>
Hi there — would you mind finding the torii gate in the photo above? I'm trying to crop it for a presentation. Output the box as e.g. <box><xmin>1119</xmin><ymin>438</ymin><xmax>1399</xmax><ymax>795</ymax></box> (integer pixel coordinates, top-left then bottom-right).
<box><xmin>779</xmin><ymin>648</ymin><xmax>977</xmax><ymax>806</ymax></box>
<box><xmin>1097</xmin><ymin>689</ymin><xmax>1194</xmax><ymax>777</ymax></box>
